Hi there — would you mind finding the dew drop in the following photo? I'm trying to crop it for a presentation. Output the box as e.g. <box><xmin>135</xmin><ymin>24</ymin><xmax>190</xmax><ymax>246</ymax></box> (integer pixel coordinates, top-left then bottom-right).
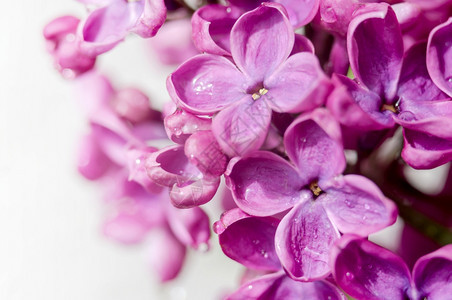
<box><xmin>252</xmin><ymin>239</ymin><xmax>260</xmax><ymax>245</ymax></box>
<box><xmin>248</xmin><ymin>285</ymin><xmax>253</xmax><ymax>290</ymax></box>
<box><xmin>447</xmin><ymin>77</ymin><xmax>452</xmax><ymax>83</ymax></box>
<box><xmin>198</xmin><ymin>243</ymin><xmax>209</xmax><ymax>253</ymax></box>
<box><xmin>61</xmin><ymin>68</ymin><xmax>75</xmax><ymax>79</ymax></box>
<box><xmin>65</xmin><ymin>33</ymin><xmax>75</xmax><ymax>42</ymax></box>
<box><xmin>364</xmin><ymin>204</ymin><xmax>370</xmax><ymax>210</ymax></box>
<box><xmin>345</xmin><ymin>272</ymin><xmax>354</xmax><ymax>280</ymax></box>
<box><xmin>135</xmin><ymin>158</ymin><xmax>141</xmax><ymax>165</ymax></box>
<box><xmin>226</xmin><ymin>7</ymin><xmax>232</xmax><ymax>13</ymax></box>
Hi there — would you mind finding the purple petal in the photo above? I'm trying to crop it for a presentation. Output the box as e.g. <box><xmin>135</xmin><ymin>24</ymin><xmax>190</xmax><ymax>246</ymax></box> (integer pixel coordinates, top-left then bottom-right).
<box><xmin>275</xmin><ymin>201</ymin><xmax>340</xmax><ymax>281</ymax></box>
<box><xmin>227</xmin><ymin>0</ymin><xmax>261</xmax><ymax>11</ymax></box>
<box><xmin>413</xmin><ymin>245</ymin><xmax>452</xmax><ymax>299</ymax></box>
<box><xmin>167</xmin><ymin>54</ymin><xmax>246</xmax><ymax>114</ymax></box>
<box><xmin>347</xmin><ymin>4</ymin><xmax>403</xmax><ymax>101</ymax></box>
<box><xmin>148</xmin><ymin>227</ymin><xmax>186</xmax><ymax>282</ymax></box>
<box><xmin>320</xmin><ymin>174</ymin><xmax>398</xmax><ymax>236</ymax></box>
<box><xmin>284</xmin><ymin>109</ymin><xmax>346</xmax><ymax>185</ymax></box>
<box><xmin>225</xmin><ymin>151</ymin><xmax>305</xmax><ymax>216</ymax></box>
<box><xmin>290</xmin><ymin>33</ymin><xmax>315</xmax><ymax>55</ymax></box>
<box><xmin>327</xmin><ymin>74</ymin><xmax>395</xmax><ymax>131</ymax></box>
<box><xmin>111</xmin><ymin>88</ymin><xmax>153</xmax><ymax>123</ymax></box>
<box><xmin>230</xmin><ymin>3</ymin><xmax>294</xmax><ymax>82</ymax></box>
<box><xmin>264</xmin><ymin>52</ymin><xmax>331</xmax><ymax>113</ymax></box>
<box><xmin>398</xmin><ymin>42</ymin><xmax>448</xmax><ymax>101</ymax></box>
<box><xmin>212</xmin><ymin>96</ymin><xmax>272</xmax><ymax>156</ymax></box>
<box><xmin>166</xmin><ymin>206</ymin><xmax>211</xmax><ymax>250</ymax></box>
<box><xmin>126</xmin><ymin>147</ymin><xmax>162</xmax><ymax>193</ymax></box>
<box><xmin>191</xmin><ymin>4</ymin><xmax>241</xmax><ymax>55</ymax></box>
<box><xmin>427</xmin><ymin>17</ymin><xmax>452</xmax><ymax>97</ymax></box>
<box><xmin>228</xmin><ymin>272</ymin><xmax>345</xmax><ymax>300</ymax></box>
<box><xmin>317</xmin><ymin>0</ymin><xmax>363</xmax><ymax>37</ymax></box>
<box><xmin>184</xmin><ymin>130</ymin><xmax>228</xmax><ymax>177</ymax></box>
<box><xmin>164</xmin><ymin>109</ymin><xmax>211</xmax><ymax>144</ymax></box>
<box><xmin>80</xmin><ymin>2</ymin><xmax>140</xmax><ymax>55</ymax></box>
<box><xmin>169</xmin><ymin>176</ymin><xmax>220</xmax><ymax>208</ymax></box>
<box><xmin>331</xmin><ymin>235</ymin><xmax>411</xmax><ymax>300</ymax></box>
<box><xmin>326</xmin><ymin>39</ymin><xmax>349</xmax><ymax>76</ymax></box>
<box><xmin>274</xmin><ymin>0</ymin><xmax>320</xmax><ymax>27</ymax></box>
<box><xmin>131</xmin><ymin>0</ymin><xmax>166</xmax><ymax>38</ymax></box>
<box><xmin>401</xmin><ymin>128</ymin><xmax>452</xmax><ymax>169</ymax></box>
<box><xmin>77</xmin><ymin>131</ymin><xmax>111</xmax><ymax>180</ymax></box>
<box><xmin>216</xmin><ymin>210</ymin><xmax>281</xmax><ymax>271</ymax></box>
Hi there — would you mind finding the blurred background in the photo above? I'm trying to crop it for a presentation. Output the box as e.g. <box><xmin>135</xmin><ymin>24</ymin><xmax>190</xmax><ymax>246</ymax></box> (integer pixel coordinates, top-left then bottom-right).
<box><xmin>0</xmin><ymin>1</ymin><xmax>242</xmax><ymax>299</ymax></box>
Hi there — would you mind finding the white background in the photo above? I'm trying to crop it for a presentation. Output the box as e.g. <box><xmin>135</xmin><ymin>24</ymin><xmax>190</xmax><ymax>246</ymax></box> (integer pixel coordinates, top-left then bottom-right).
<box><xmin>0</xmin><ymin>1</ymin><xmax>241</xmax><ymax>299</ymax></box>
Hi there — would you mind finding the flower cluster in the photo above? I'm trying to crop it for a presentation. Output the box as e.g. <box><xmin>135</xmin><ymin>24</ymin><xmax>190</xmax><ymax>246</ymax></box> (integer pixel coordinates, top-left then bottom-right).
<box><xmin>44</xmin><ymin>0</ymin><xmax>452</xmax><ymax>298</ymax></box>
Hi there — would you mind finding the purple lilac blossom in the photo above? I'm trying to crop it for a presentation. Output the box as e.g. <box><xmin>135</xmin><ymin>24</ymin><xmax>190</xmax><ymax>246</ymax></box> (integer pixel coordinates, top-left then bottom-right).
<box><xmin>331</xmin><ymin>234</ymin><xmax>452</xmax><ymax>300</ymax></box>
<box><xmin>214</xmin><ymin>209</ymin><xmax>346</xmax><ymax>299</ymax></box>
<box><xmin>226</xmin><ymin>108</ymin><xmax>397</xmax><ymax>281</ymax></box>
<box><xmin>78</xmin><ymin>0</ymin><xmax>167</xmax><ymax>55</ymax></box>
<box><xmin>327</xmin><ymin>3</ymin><xmax>452</xmax><ymax>168</ymax></box>
<box><xmin>169</xmin><ymin>4</ymin><xmax>330</xmax><ymax>156</ymax></box>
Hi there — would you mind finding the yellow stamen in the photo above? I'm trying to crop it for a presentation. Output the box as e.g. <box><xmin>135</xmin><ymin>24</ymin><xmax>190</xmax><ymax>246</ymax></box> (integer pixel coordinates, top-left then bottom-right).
<box><xmin>251</xmin><ymin>88</ymin><xmax>269</xmax><ymax>101</ymax></box>
<box><xmin>309</xmin><ymin>181</ymin><xmax>322</xmax><ymax>197</ymax></box>
<box><xmin>381</xmin><ymin>104</ymin><xmax>397</xmax><ymax>113</ymax></box>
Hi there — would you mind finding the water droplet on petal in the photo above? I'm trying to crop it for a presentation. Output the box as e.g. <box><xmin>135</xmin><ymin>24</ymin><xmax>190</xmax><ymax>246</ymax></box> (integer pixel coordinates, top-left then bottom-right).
<box><xmin>198</xmin><ymin>243</ymin><xmax>209</xmax><ymax>252</ymax></box>
<box><xmin>345</xmin><ymin>272</ymin><xmax>354</xmax><ymax>280</ymax></box>
<box><xmin>62</xmin><ymin>68</ymin><xmax>75</xmax><ymax>79</ymax></box>
<box><xmin>364</xmin><ymin>204</ymin><xmax>370</xmax><ymax>210</ymax></box>
<box><xmin>135</xmin><ymin>158</ymin><xmax>141</xmax><ymax>165</ymax></box>
<box><xmin>248</xmin><ymin>285</ymin><xmax>253</xmax><ymax>290</ymax></box>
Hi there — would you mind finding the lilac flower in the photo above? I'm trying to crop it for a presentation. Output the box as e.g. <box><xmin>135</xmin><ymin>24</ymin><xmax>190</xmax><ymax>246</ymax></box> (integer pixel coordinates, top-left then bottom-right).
<box><xmin>226</xmin><ymin>108</ymin><xmax>397</xmax><ymax>281</ymax></box>
<box><xmin>169</xmin><ymin>4</ymin><xmax>330</xmax><ymax>156</ymax></box>
<box><xmin>43</xmin><ymin>16</ymin><xmax>96</xmax><ymax>78</ymax></box>
<box><xmin>192</xmin><ymin>0</ymin><xmax>318</xmax><ymax>55</ymax></box>
<box><xmin>78</xmin><ymin>0</ymin><xmax>167</xmax><ymax>55</ymax></box>
<box><xmin>331</xmin><ymin>234</ymin><xmax>452</xmax><ymax>300</ymax></box>
<box><xmin>146</xmin><ymin>110</ymin><xmax>228</xmax><ymax>208</ymax></box>
<box><xmin>326</xmin><ymin>3</ymin><xmax>452</xmax><ymax>168</ymax></box>
<box><xmin>214</xmin><ymin>209</ymin><xmax>346</xmax><ymax>299</ymax></box>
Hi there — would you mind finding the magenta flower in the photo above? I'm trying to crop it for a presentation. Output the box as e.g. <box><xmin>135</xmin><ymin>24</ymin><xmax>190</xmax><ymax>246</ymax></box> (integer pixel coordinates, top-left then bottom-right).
<box><xmin>327</xmin><ymin>3</ymin><xmax>452</xmax><ymax>168</ymax></box>
<box><xmin>168</xmin><ymin>3</ymin><xmax>330</xmax><ymax>156</ymax></box>
<box><xmin>226</xmin><ymin>109</ymin><xmax>397</xmax><ymax>280</ymax></box>
<box><xmin>78</xmin><ymin>0</ymin><xmax>166</xmax><ymax>55</ymax></box>
<box><xmin>43</xmin><ymin>16</ymin><xmax>96</xmax><ymax>78</ymax></box>
<box><xmin>331</xmin><ymin>234</ymin><xmax>452</xmax><ymax>300</ymax></box>
<box><xmin>191</xmin><ymin>0</ymin><xmax>319</xmax><ymax>55</ymax></box>
<box><xmin>214</xmin><ymin>209</ymin><xmax>346</xmax><ymax>299</ymax></box>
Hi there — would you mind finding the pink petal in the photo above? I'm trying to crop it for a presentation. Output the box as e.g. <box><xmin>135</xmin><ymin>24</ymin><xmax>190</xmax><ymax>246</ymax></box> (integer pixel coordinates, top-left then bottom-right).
<box><xmin>320</xmin><ymin>174</ymin><xmax>398</xmax><ymax>236</ymax></box>
<box><xmin>131</xmin><ymin>0</ymin><xmax>166</xmax><ymax>38</ymax></box>
<box><xmin>77</xmin><ymin>131</ymin><xmax>112</xmax><ymax>180</ymax></box>
<box><xmin>347</xmin><ymin>3</ymin><xmax>403</xmax><ymax>101</ymax></box>
<box><xmin>264</xmin><ymin>52</ymin><xmax>331</xmax><ymax>113</ymax></box>
<box><xmin>228</xmin><ymin>272</ymin><xmax>346</xmax><ymax>300</ymax></box>
<box><xmin>191</xmin><ymin>4</ymin><xmax>241</xmax><ymax>56</ymax></box>
<box><xmin>225</xmin><ymin>151</ymin><xmax>305</xmax><ymax>216</ymax></box>
<box><xmin>413</xmin><ymin>244</ymin><xmax>452</xmax><ymax>299</ymax></box>
<box><xmin>167</xmin><ymin>54</ymin><xmax>246</xmax><ymax>115</ymax></box>
<box><xmin>212</xmin><ymin>96</ymin><xmax>272</xmax><ymax>156</ymax></box>
<box><xmin>167</xmin><ymin>206</ymin><xmax>211</xmax><ymax>250</ymax></box>
<box><xmin>275</xmin><ymin>0</ymin><xmax>320</xmax><ymax>27</ymax></box>
<box><xmin>184</xmin><ymin>130</ymin><xmax>228</xmax><ymax>177</ymax></box>
<box><xmin>275</xmin><ymin>201</ymin><xmax>340</xmax><ymax>281</ymax></box>
<box><xmin>230</xmin><ymin>3</ymin><xmax>294</xmax><ymax>82</ymax></box>
<box><xmin>290</xmin><ymin>33</ymin><xmax>315</xmax><ymax>55</ymax></box>
<box><xmin>164</xmin><ymin>109</ymin><xmax>212</xmax><ymax>144</ymax></box>
<box><xmin>216</xmin><ymin>210</ymin><xmax>281</xmax><ymax>271</ymax></box>
<box><xmin>147</xmin><ymin>227</ymin><xmax>186</xmax><ymax>282</ymax></box>
<box><xmin>331</xmin><ymin>235</ymin><xmax>412</xmax><ymax>300</ymax></box>
<box><xmin>427</xmin><ymin>17</ymin><xmax>452</xmax><ymax>97</ymax></box>
<box><xmin>284</xmin><ymin>109</ymin><xmax>346</xmax><ymax>185</ymax></box>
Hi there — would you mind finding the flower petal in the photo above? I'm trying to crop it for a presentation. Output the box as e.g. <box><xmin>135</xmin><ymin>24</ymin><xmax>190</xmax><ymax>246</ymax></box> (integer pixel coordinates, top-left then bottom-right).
<box><xmin>167</xmin><ymin>206</ymin><xmax>211</xmax><ymax>250</ymax></box>
<box><xmin>216</xmin><ymin>209</ymin><xmax>281</xmax><ymax>271</ymax></box>
<box><xmin>264</xmin><ymin>52</ymin><xmax>331</xmax><ymax>113</ymax></box>
<box><xmin>131</xmin><ymin>0</ymin><xmax>166</xmax><ymax>38</ymax></box>
<box><xmin>331</xmin><ymin>235</ymin><xmax>411</xmax><ymax>300</ymax></box>
<box><xmin>274</xmin><ymin>0</ymin><xmax>320</xmax><ymax>27</ymax></box>
<box><xmin>164</xmin><ymin>109</ymin><xmax>211</xmax><ymax>144</ymax></box>
<box><xmin>148</xmin><ymin>227</ymin><xmax>186</xmax><ymax>282</ymax></box>
<box><xmin>167</xmin><ymin>54</ymin><xmax>246</xmax><ymax>114</ymax></box>
<box><xmin>230</xmin><ymin>3</ymin><xmax>294</xmax><ymax>82</ymax></box>
<box><xmin>347</xmin><ymin>4</ymin><xmax>403</xmax><ymax>101</ymax></box>
<box><xmin>212</xmin><ymin>96</ymin><xmax>272</xmax><ymax>156</ymax></box>
<box><xmin>427</xmin><ymin>17</ymin><xmax>452</xmax><ymax>97</ymax></box>
<box><xmin>275</xmin><ymin>201</ymin><xmax>340</xmax><ymax>281</ymax></box>
<box><xmin>321</xmin><ymin>174</ymin><xmax>398</xmax><ymax>236</ymax></box>
<box><xmin>227</xmin><ymin>272</ymin><xmax>346</xmax><ymax>300</ymax></box>
<box><xmin>191</xmin><ymin>4</ymin><xmax>241</xmax><ymax>55</ymax></box>
<box><xmin>284</xmin><ymin>109</ymin><xmax>346</xmax><ymax>185</ymax></box>
<box><xmin>225</xmin><ymin>151</ymin><xmax>305</xmax><ymax>216</ymax></box>
<box><xmin>413</xmin><ymin>244</ymin><xmax>452</xmax><ymax>299</ymax></box>
<box><xmin>398</xmin><ymin>42</ymin><xmax>448</xmax><ymax>101</ymax></box>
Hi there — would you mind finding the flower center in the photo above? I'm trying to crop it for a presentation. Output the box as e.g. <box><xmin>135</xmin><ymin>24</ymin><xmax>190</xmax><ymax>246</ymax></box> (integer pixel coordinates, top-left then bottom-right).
<box><xmin>251</xmin><ymin>88</ymin><xmax>268</xmax><ymax>101</ymax></box>
<box><xmin>380</xmin><ymin>103</ymin><xmax>397</xmax><ymax>113</ymax></box>
<box><xmin>309</xmin><ymin>180</ymin><xmax>323</xmax><ymax>197</ymax></box>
